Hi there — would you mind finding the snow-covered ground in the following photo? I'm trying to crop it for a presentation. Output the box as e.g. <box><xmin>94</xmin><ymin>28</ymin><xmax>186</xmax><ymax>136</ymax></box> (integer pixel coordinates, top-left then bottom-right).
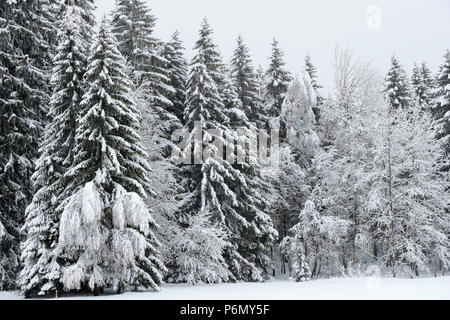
<box><xmin>1</xmin><ymin>276</ymin><xmax>449</xmax><ymax>300</ymax></box>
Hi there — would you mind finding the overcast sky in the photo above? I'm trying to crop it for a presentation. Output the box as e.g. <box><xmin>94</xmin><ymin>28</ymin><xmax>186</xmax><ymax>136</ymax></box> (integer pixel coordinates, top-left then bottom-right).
<box><xmin>95</xmin><ymin>0</ymin><xmax>450</xmax><ymax>94</ymax></box>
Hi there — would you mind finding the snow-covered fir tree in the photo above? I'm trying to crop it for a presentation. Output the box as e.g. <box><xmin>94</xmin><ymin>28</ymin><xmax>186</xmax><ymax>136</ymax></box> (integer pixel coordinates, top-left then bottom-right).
<box><xmin>279</xmin><ymin>200</ymin><xmax>314</xmax><ymax>282</ymax></box>
<box><xmin>111</xmin><ymin>0</ymin><xmax>158</xmax><ymax>77</ymax></box>
<box><xmin>111</xmin><ymin>0</ymin><xmax>176</xmax><ymax>140</ymax></box>
<box><xmin>231</xmin><ymin>35</ymin><xmax>263</xmax><ymax>127</ymax></box>
<box><xmin>304</xmin><ymin>54</ymin><xmax>323</xmax><ymax>121</ymax></box>
<box><xmin>420</xmin><ymin>61</ymin><xmax>435</xmax><ymax>93</ymax></box>
<box><xmin>178</xmin><ymin>25</ymin><xmax>276</xmax><ymax>282</ymax></box>
<box><xmin>19</xmin><ymin>7</ymin><xmax>89</xmax><ymax>297</ymax></box>
<box><xmin>110</xmin><ymin>0</ymin><xmax>181</xmax><ymax>234</ymax></box>
<box><xmin>60</xmin><ymin>0</ymin><xmax>96</xmax><ymax>41</ymax></box>
<box><xmin>0</xmin><ymin>0</ymin><xmax>55</xmax><ymax>290</ymax></box>
<box><xmin>194</xmin><ymin>18</ymin><xmax>226</xmax><ymax>96</ymax></box>
<box><xmin>432</xmin><ymin>50</ymin><xmax>450</xmax><ymax>171</ymax></box>
<box><xmin>411</xmin><ymin>62</ymin><xmax>434</xmax><ymax>108</ymax></box>
<box><xmin>111</xmin><ymin>4</ymin><xmax>183</xmax><ymax>279</ymax></box>
<box><xmin>222</xmin><ymin>69</ymin><xmax>278</xmax><ymax>281</ymax></box>
<box><xmin>384</xmin><ymin>55</ymin><xmax>411</xmax><ymax>110</ymax></box>
<box><xmin>177</xmin><ymin>36</ymin><xmax>229</xmax><ymax>279</ymax></box>
<box><xmin>161</xmin><ymin>31</ymin><xmax>188</xmax><ymax>124</ymax></box>
<box><xmin>56</xmin><ymin>18</ymin><xmax>166</xmax><ymax>295</ymax></box>
<box><xmin>411</xmin><ymin>64</ymin><xmax>423</xmax><ymax>103</ymax></box>
<box><xmin>264</xmin><ymin>38</ymin><xmax>291</xmax><ymax>119</ymax></box>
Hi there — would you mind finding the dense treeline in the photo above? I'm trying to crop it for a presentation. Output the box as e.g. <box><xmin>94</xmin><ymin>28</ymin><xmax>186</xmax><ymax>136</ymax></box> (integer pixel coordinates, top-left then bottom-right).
<box><xmin>0</xmin><ymin>0</ymin><xmax>448</xmax><ymax>296</ymax></box>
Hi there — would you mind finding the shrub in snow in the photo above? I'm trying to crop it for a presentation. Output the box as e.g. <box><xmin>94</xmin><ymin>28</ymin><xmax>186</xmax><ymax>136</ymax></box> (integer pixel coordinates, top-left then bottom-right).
<box><xmin>281</xmin><ymin>200</ymin><xmax>349</xmax><ymax>280</ymax></box>
<box><xmin>166</xmin><ymin>213</ymin><xmax>230</xmax><ymax>284</ymax></box>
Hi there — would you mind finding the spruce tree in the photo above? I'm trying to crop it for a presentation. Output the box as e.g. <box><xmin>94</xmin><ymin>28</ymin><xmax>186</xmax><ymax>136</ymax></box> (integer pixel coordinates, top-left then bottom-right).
<box><xmin>161</xmin><ymin>31</ymin><xmax>188</xmax><ymax>125</ymax></box>
<box><xmin>111</xmin><ymin>0</ymin><xmax>176</xmax><ymax>142</ymax></box>
<box><xmin>384</xmin><ymin>55</ymin><xmax>411</xmax><ymax>110</ymax></box>
<box><xmin>264</xmin><ymin>38</ymin><xmax>291</xmax><ymax>119</ymax></box>
<box><xmin>304</xmin><ymin>54</ymin><xmax>323</xmax><ymax>121</ymax></box>
<box><xmin>32</xmin><ymin>0</ymin><xmax>60</xmax><ymax>73</ymax></box>
<box><xmin>60</xmin><ymin>1</ymin><xmax>96</xmax><ymax>40</ymax></box>
<box><xmin>411</xmin><ymin>63</ymin><xmax>423</xmax><ymax>104</ymax></box>
<box><xmin>223</xmin><ymin>70</ymin><xmax>278</xmax><ymax>280</ymax></box>
<box><xmin>179</xmin><ymin>25</ymin><xmax>276</xmax><ymax>282</ymax></box>
<box><xmin>433</xmin><ymin>50</ymin><xmax>450</xmax><ymax>170</ymax></box>
<box><xmin>19</xmin><ymin>8</ymin><xmax>89</xmax><ymax>297</ymax></box>
<box><xmin>0</xmin><ymin>0</ymin><xmax>53</xmax><ymax>290</ymax></box>
<box><xmin>111</xmin><ymin>0</ymin><xmax>157</xmax><ymax>75</ymax></box>
<box><xmin>178</xmin><ymin>34</ymin><xmax>229</xmax><ymax>274</ymax></box>
<box><xmin>64</xmin><ymin>17</ymin><xmax>151</xmax><ymax>207</ymax></box>
<box><xmin>421</xmin><ymin>62</ymin><xmax>434</xmax><ymax>102</ymax></box>
<box><xmin>420</xmin><ymin>61</ymin><xmax>435</xmax><ymax>89</ymax></box>
<box><xmin>57</xmin><ymin>18</ymin><xmax>165</xmax><ymax>294</ymax></box>
<box><xmin>194</xmin><ymin>18</ymin><xmax>226</xmax><ymax>95</ymax></box>
<box><xmin>231</xmin><ymin>35</ymin><xmax>262</xmax><ymax>127</ymax></box>
<box><xmin>411</xmin><ymin>62</ymin><xmax>433</xmax><ymax>107</ymax></box>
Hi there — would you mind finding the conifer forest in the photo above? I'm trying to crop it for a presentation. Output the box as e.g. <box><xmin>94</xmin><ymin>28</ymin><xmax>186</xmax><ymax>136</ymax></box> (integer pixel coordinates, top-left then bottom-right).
<box><xmin>0</xmin><ymin>0</ymin><xmax>449</xmax><ymax>299</ymax></box>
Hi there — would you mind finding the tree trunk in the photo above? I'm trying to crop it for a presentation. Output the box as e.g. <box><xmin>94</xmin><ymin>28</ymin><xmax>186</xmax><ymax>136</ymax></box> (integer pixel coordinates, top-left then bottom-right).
<box><xmin>387</xmin><ymin>128</ymin><xmax>396</xmax><ymax>279</ymax></box>
<box><xmin>352</xmin><ymin>190</ymin><xmax>358</xmax><ymax>265</ymax></box>
<box><xmin>271</xmin><ymin>245</ymin><xmax>276</xmax><ymax>277</ymax></box>
<box><xmin>373</xmin><ymin>243</ymin><xmax>378</xmax><ymax>260</ymax></box>
<box><xmin>93</xmin><ymin>285</ymin><xmax>100</xmax><ymax>296</ymax></box>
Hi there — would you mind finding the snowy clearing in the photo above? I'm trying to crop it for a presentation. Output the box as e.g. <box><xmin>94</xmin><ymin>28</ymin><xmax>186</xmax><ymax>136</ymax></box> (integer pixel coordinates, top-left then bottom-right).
<box><xmin>1</xmin><ymin>276</ymin><xmax>449</xmax><ymax>300</ymax></box>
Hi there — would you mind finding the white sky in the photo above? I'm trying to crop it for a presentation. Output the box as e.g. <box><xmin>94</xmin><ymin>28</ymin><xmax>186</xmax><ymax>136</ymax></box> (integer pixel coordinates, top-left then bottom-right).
<box><xmin>95</xmin><ymin>0</ymin><xmax>450</xmax><ymax>94</ymax></box>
